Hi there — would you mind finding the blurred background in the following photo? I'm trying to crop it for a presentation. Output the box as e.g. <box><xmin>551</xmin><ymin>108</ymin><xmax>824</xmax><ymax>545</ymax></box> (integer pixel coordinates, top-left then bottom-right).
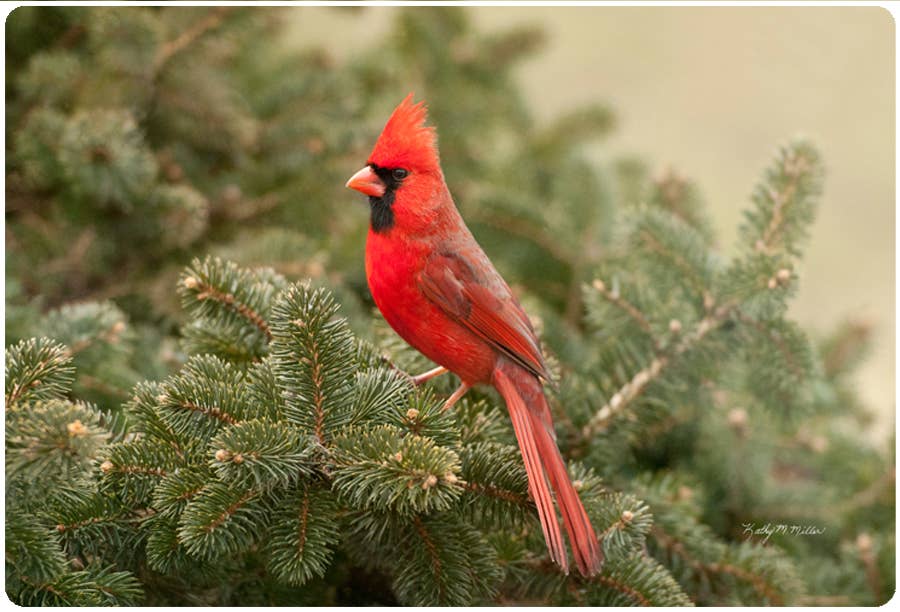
<box><xmin>6</xmin><ymin>6</ymin><xmax>893</xmax><ymax>431</ymax></box>
<box><xmin>289</xmin><ymin>6</ymin><xmax>895</xmax><ymax>432</ymax></box>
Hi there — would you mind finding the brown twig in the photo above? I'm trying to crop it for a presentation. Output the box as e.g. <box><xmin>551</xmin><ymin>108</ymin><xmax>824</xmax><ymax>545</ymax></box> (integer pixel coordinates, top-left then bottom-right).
<box><xmin>191</xmin><ymin>280</ymin><xmax>272</xmax><ymax>341</ymax></box>
<box><xmin>592</xmin><ymin>280</ymin><xmax>659</xmax><ymax>348</ymax></box>
<box><xmin>582</xmin><ymin>301</ymin><xmax>736</xmax><ymax>438</ymax></box>
<box><xmin>651</xmin><ymin>525</ymin><xmax>783</xmax><ymax>605</ymax></box>
<box><xmin>152</xmin><ymin>7</ymin><xmax>233</xmax><ymax>76</ymax></box>
<box><xmin>412</xmin><ymin>516</ymin><xmax>445</xmax><ymax>601</ymax></box>
<box><xmin>205</xmin><ymin>489</ymin><xmax>256</xmax><ymax>533</ymax></box>
<box><xmin>461</xmin><ymin>481</ymin><xmax>530</xmax><ymax>507</ymax></box>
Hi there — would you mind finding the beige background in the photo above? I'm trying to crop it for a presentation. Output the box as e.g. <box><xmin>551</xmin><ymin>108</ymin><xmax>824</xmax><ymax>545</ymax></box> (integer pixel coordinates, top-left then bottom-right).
<box><xmin>286</xmin><ymin>7</ymin><xmax>895</xmax><ymax>433</ymax></box>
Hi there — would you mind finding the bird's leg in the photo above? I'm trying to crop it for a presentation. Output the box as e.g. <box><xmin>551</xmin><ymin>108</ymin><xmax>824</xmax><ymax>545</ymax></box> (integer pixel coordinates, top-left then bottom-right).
<box><xmin>411</xmin><ymin>365</ymin><xmax>448</xmax><ymax>386</ymax></box>
<box><xmin>441</xmin><ymin>382</ymin><xmax>471</xmax><ymax>412</ymax></box>
<box><xmin>381</xmin><ymin>356</ymin><xmax>449</xmax><ymax>386</ymax></box>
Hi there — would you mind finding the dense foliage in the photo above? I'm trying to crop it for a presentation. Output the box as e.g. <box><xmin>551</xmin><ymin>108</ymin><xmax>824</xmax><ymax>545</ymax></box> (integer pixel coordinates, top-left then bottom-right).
<box><xmin>5</xmin><ymin>6</ymin><xmax>893</xmax><ymax>606</ymax></box>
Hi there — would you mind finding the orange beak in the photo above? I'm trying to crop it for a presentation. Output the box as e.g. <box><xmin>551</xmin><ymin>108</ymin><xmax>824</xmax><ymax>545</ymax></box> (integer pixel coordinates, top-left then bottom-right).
<box><xmin>346</xmin><ymin>165</ymin><xmax>386</xmax><ymax>198</ymax></box>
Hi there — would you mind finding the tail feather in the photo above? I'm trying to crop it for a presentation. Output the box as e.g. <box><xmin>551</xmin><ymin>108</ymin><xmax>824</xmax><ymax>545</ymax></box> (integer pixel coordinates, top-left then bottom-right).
<box><xmin>506</xmin><ymin>394</ymin><xmax>568</xmax><ymax>572</ymax></box>
<box><xmin>493</xmin><ymin>361</ymin><xmax>603</xmax><ymax>577</ymax></box>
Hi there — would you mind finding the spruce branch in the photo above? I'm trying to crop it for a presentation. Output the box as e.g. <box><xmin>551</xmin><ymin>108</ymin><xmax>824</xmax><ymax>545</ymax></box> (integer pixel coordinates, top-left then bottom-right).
<box><xmin>590</xmin><ymin>278</ymin><xmax>659</xmax><ymax>348</ymax></box>
<box><xmin>269</xmin><ymin>282</ymin><xmax>356</xmax><ymax>442</ymax></box>
<box><xmin>331</xmin><ymin>424</ymin><xmax>462</xmax><ymax>515</ymax></box>
<box><xmin>180</xmin><ymin>258</ymin><xmax>275</xmax><ymax>342</ymax></box>
<box><xmin>177</xmin><ymin>482</ymin><xmax>265</xmax><ymax>560</ymax></box>
<box><xmin>579</xmin><ymin>298</ymin><xmax>733</xmax><ymax>437</ymax></box>
<box><xmin>265</xmin><ymin>484</ymin><xmax>339</xmax><ymax>586</ymax></box>
<box><xmin>209</xmin><ymin>419</ymin><xmax>316</xmax><ymax>489</ymax></box>
<box><xmin>5</xmin><ymin>337</ymin><xmax>74</xmax><ymax>408</ymax></box>
<box><xmin>152</xmin><ymin>7</ymin><xmax>234</xmax><ymax>76</ymax></box>
<box><xmin>740</xmin><ymin>140</ymin><xmax>822</xmax><ymax>262</ymax></box>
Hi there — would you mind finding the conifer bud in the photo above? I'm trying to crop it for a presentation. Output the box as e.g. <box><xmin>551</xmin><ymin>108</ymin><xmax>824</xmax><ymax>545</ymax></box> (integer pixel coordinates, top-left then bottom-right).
<box><xmin>111</xmin><ymin>320</ymin><xmax>126</xmax><ymax>335</ymax></box>
<box><xmin>572</xmin><ymin>479</ymin><xmax>583</xmax><ymax>491</ymax></box>
<box><xmin>305</xmin><ymin>137</ymin><xmax>325</xmax><ymax>154</ymax></box>
<box><xmin>406</xmin><ymin>408</ymin><xmax>420</xmax><ymax>420</ymax></box>
<box><xmin>100</xmin><ymin>460</ymin><xmax>114</xmax><ymax>474</ymax></box>
<box><xmin>222</xmin><ymin>184</ymin><xmax>242</xmax><ymax>206</ymax></box>
<box><xmin>621</xmin><ymin>510</ymin><xmax>634</xmax><ymax>523</ymax></box>
<box><xmin>776</xmin><ymin>268</ymin><xmax>791</xmax><ymax>283</ymax></box>
<box><xmin>856</xmin><ymin>532</ymin><xmax>874</xmax><ymax>555</ymax></box>
<box><xmin>592</xmin><ymin>279</ymin><xmax>605</xmax><ymax>292</ymax></box>
<box><xmin>767</xmin><ymin>277</ymin><xmax>778</xmax><ymax>290</ymax></box>
<box><xmin>393</xmin><ymin>451</ymin><xmax>403</xmax><ymax>462</ymax></box>
<box><xmin>856</xmin><ymin>532</ymin><xmax>873</xmax><ymax>553</ymax></box>
<box><xmin>307</xmin><ymin>260</ymin><xmax>325</xmax><ymax>278</ymax></box>
<box><xmin>232</xmin><ymin>453</ymin><xmax>244</xmax><ymax>464</ymax></box>
<box><xmin>422</xmin><ymin>474</ymin><xmax>438</xmax><ymax>489</ymax></box>
<box><xmin>443</xmin><ymin>472</ymin><xmax>458</xmax><ymax>484</ymax></box>
<box><xmin>215</xmin><ymin>449</ymin><xmax>230</xmax><ymax>462</ymax></box>
<box><xmin>67</xmin><ymin>419</ymin><xmax>87</xmax><ymax>436</ymax></box>
<box><xmin>183</xmin><ymin>276</ymin><xmax>200</xmax><ymax>290</ymax></box>
<box><xmin>809</xmin><ymin>435</ymin><xmax>828</xmax><ymax>453</ymax></box>
<box><xmin>728</xmin><ymin>407</ymin><xmax>748</xmax><ymax>435</ymax></box>
<box><xmin>669</xmin><ymin>319</ymin><xmax>682</xmax><ymax>333</ymax></box>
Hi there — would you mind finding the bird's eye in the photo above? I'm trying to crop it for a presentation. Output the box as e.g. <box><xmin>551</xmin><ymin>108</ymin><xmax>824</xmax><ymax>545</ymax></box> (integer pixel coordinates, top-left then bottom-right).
<box><xmin>392</xmin><ymin>168</ymin><xmax>409</xmax><ymax>181</ymax></box>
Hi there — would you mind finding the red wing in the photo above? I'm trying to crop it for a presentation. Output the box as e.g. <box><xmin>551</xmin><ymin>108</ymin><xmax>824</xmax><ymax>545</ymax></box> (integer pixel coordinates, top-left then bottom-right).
<box><xmin>418</xmin><ymin>251</ymin><xmax>550</xmax><ymax>381</ymax></box>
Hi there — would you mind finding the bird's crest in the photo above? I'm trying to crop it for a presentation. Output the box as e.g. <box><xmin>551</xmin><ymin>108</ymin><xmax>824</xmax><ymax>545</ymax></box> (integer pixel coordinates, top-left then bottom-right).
<box><xmin>368</xmin><ymin>93</ymin><xmax>440</xmax><ymax>173</ymax></box>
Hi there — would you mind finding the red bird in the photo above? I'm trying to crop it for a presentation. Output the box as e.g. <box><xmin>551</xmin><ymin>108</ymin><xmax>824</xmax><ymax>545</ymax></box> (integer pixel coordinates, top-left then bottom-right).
<box><xmin>346</xmin><ymin>94</ymin><xmax>602</xmax><ymax>576</ymax></box>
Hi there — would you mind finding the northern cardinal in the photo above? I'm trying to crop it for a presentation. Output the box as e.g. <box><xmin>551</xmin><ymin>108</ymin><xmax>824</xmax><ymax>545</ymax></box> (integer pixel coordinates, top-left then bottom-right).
<box><xmin>346</xmin><ymin>95</ymin><xmax>602</xmax><ymax>576</ymax></box>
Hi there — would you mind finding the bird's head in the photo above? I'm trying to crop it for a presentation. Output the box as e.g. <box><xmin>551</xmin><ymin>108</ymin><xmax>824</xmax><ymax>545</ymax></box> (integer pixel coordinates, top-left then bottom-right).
<box><xmin>346</xmin><ymin>94</ymin><xmax>446</xmax><ymax>234</ymax></box>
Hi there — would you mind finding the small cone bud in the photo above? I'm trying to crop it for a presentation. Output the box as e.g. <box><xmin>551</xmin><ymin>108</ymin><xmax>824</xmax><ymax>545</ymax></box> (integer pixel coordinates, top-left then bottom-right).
<box><xmin>215</xmin><ymin>449</ymin><xmax>230</xmax><ymax>462</ymax></box>
<box><xmin>406</xmin><ymin>408</ymin><xmax>420</xmax><ymax>420</ymax></box>
<box><xmin>572</xmin><ymin>479</ymin><xmax>583</xmax><ymax>491</ymax></box>
<box><xmin>67</xmin><ymin>419</ymin><xmax>87</xmax><ymax>436</ymax></box>
<box><xmin>809</xmin><ymin>435</ymin><xmax>828</xmax><ymax>453</ymax></box>
<box><xmin>305</xmin><ymin>137</ymin><xmax>325</xmax><ymax>154</ymax></box>
<box><xmin>183</xmin><ymin>276</ymin><xmax>200</xmax><ymax>290</ymax></box>
<box><xmin>856</xmin><ymin>532</ymin><xmax>873</xmax><ymax>553</ymax></box>
<box><xmin>728</xmin><ymin>407</ymin><xmax>748</xmax><ymax>428</ymax></box>
<box><xmin>222</xmin><ymin>184</ymin><xmax>242</xmax><ymax>205</ymax></box>
<box><xmin>100</xmin><ymin>460</ymin><xmax>114</xmax><ymax>474</ymax></box>
<box><xmin>669</xmin><ymin>319</ymin><xmax>682</xmax><ymax>333</ymax></box>
<box><xmin>422</xmin><ymin>474</ymin><xmax>438</xmax><ymax>489</ymax></box>
<box><xmin>592</xmin><ymin>279</ymin><xmax>606</xmax><ymax>292</ymax></box>
<box><xmin>443</xmin><ymin>472</ymin><xmax>458</xmax><ymax>484</ymax></box>
<box><xmin>621</xmin><ymin>510</ymin><xmax>634</xmax><ymax>523</ymax></box>
<box><xmin>307</xmin><ymin>260</ymin><xmax>325</xmax><ymax>277</ymax></box>
<box><xmin>111</xmin><ymin>321</ymin><xmax>126</xmax><ymax>335</ymax></box>
<box><xmin>393</xmin><ymin>451</ymin><xmax>403</xmax><ymax>462</ymax></box>
<box><xmin>232</xmin><ymin>453</ymin><xmax>244</xmax><ymax>464</ymax></box>
<box><xmin>767</xmin><ymin>277</ymin><xmax>778</xmax><ymax>290</ymax></box>
<box><xmin>776</xmin><ymin>268</ymin><xmax>791</xmax><ymax>283</ymax></box>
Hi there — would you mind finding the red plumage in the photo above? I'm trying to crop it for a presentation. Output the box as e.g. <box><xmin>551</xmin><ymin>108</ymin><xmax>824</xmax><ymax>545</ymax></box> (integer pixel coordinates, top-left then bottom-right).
<box><xmin>347</xmin><ymin>94</ymin><xmax>603</xmax><ymax>576</ymax></box>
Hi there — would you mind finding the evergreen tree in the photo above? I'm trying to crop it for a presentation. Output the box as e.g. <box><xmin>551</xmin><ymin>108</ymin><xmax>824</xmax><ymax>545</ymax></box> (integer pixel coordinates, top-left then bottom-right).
<box><xmin>6</xmin><ymin>6</ymin><xmax>893</xmax><ymax>606</ymax></box>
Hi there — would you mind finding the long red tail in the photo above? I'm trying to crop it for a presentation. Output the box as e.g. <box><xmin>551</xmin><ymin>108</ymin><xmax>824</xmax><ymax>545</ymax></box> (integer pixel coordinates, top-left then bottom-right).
<box><xmin>492</xmin><ymin>359</ymin><xmax>603</xmax><ymax>576</ymax></box>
